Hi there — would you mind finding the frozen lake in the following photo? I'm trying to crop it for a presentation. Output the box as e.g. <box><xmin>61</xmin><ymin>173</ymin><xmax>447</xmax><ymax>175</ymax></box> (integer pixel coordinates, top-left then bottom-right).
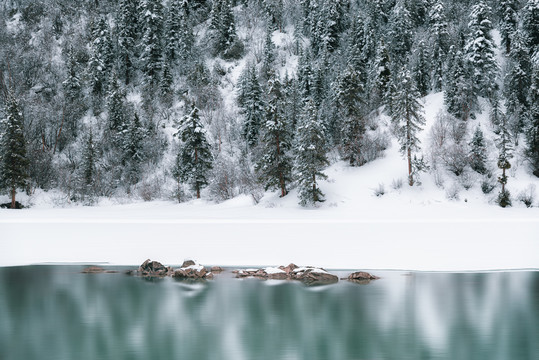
<box><xmin>0</xmin><ymin>266</ymin><xmax>537</xmax><ymax>359</ymax></box>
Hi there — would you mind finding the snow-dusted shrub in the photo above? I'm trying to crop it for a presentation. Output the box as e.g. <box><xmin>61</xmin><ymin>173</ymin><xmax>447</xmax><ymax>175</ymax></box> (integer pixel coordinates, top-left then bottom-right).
<box><xmin>481</xmin><ymin>177</ymin><xmax>496</xmax><ymax>194</ymax></box>
<box><xmin>517</xmin><ymin>185</ymin><xmax>536</xmax><ymax>208</ymax></box>
<box><xmin>208</xmin><ymin>153</ymin><xmax>239</xmax><ymax>203</ymax></box>
<box><xmin>361</xmin><ymin>129</ymin><xmax>390</xmax><ymax>163</ymax></box>
<box><xmin>428</xmin><ymin>110</ymin><xmax>469</xmax><ymax>176</ymax></box>
<box><xmin>373</xmin><ymin>183</ymin><xmax>385</xmax><ymax>197</ymax></box>
<box><xmin>432</xmin><ymin>167</ymin><xmax>445</xmax><ymax>188</ymax></box>
<box><xmin>497</xmin><ymin>189</ymin><xmax>512</xmax><ymax>208</ymax></box>
<box><xmin>458</xmin><ymin>168</ymin><xmax>475</xmax><ymax>190</ymax></box>
<box><xmin>137</xmin><ymin>176</ymin><xmax>165</xmax><ymax>202</ymax></box>
<box><xmin>445</xmin><ymin>184</ymin><xmax>460</xmax><ymax>201</ymax></box>
<box><xmin>391</xmin><ymin>178</ymin><xmax>403</xmax><ymax>190</ymax></box>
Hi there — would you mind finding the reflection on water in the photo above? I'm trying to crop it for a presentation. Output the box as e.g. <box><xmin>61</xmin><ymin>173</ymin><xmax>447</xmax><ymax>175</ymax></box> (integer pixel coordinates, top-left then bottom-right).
<box><xmin>0</xmin><ymin>267</ymin><xmax>537</xmax><ymax>360</ymax></box>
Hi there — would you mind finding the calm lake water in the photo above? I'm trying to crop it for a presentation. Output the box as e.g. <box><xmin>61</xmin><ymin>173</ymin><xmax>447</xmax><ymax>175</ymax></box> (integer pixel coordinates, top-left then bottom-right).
<box><xmin>0</xmin><ymin>266</ymin><xmax>537</xmax><ymax>360</ymax></box>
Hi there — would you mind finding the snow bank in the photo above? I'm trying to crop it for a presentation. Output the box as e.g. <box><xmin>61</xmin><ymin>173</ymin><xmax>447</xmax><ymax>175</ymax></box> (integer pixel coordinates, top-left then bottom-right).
<box><xmin>1</xmin><ymin>93</ymin><xmax>538</xmax><ymax>271</ymax></box>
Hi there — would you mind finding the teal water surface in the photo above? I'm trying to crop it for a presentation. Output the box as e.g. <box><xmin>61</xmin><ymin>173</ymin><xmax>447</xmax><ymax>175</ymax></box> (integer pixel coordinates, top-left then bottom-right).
<box><xmin>0</xmin><ymin>266</ymin><xmax>537</xmax><ymax>360</ymax></box>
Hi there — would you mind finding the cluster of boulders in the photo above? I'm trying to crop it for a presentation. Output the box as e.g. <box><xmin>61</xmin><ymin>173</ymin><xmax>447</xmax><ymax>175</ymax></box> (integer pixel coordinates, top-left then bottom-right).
<box><xmin>83</xmin><ymin>260</ymin><xmax>379</xmax><ymax>285</ymax></box>
<box><xmin>234</xmin><ymin>263</ymin><xmax>379</xmax><ymax>286</ymax></box>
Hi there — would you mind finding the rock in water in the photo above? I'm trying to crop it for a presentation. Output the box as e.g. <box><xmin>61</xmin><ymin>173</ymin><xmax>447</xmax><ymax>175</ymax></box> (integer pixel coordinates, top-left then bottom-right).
<box><xmin>292</xmin><ymin>268</ymin><xmax>339</xmax><ymax>285</ymax></box>
<box><xmin>347</xmin><ymin>271</ymin><xmax>380</xmax><ymax>283</ymax></box>
<box><xmin>81</xmin><ymin>266</ymin><xmax>105</xmax><ymax>274</ymax></box>
<box><xmin>181</xmin><ymin>259</ymin><xmax>196</xmax><ymax>268</ymax></box>
<box><xmin>138</xmin><ymin>259</ymin><xmax>173</xmax><ymax>277</ymax></box>
<box><xmin>173</xmin><ymin>262</ymin><xmax>212</xmax><ymax>280</ymax></box>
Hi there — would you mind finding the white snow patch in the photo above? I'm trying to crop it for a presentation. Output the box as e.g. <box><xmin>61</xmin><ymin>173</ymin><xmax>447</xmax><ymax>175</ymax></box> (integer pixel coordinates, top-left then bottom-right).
<box><xmin>264</xmin><ymin>267</ymin><xmax>285</xmax><ymax>274</ymax></box>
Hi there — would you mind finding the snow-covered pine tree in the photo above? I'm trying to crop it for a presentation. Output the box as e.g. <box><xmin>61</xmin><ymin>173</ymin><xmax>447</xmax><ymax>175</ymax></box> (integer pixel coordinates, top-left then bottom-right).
<box><xmin>522</xmin><ymin>0</ymin><xmax>539</xmax><ymax>54</ymax></box>
<box><xmin>297</xmin><ymin>48</ymin><xmax>314</xmax><ymax>99</ymax></box>
<box><xmin>165</xmin><ymin>0</ymin><xmax>182</xmax><ymax>61</ymax></box>
<box><xmin>410</xmin><ymin>38</ymin><xmax>430</xmax><ymax>97</ymax></box>
<box><xmin>468</xmin><ymin>125</ymin><xmax>488</xmax><ymax>175</ymax></box>
<box><xmin>139</xmin><ymin>0</ymin><xmax>163</xmax><ymax>88</ymax></box>
<box><xmin>88</xmin><ymin>17</ymin><xmax>114</xmax><ymax>96</ymax></box>
<box><xmin>260</xmin><ymin>27</ymin><xmax>276</xmax><ymax>83</ymax></box>
<box><xmin>391</xmin><ymin>69</ymin><xmax>426</xmax><ymax>186</ymax></box>
<box><xmin>388</xmin><ymin>0</ymin><xmax>414</xmax><ymax>67</ymax></box>
<box><xmin>368</xmin><ymin>39</ymin><xmax>391</xmax><ymax>109</ymax></box>
<box><xmin>345</xmin><ymin>14</ymin><xmax>367</xmax><ymax>72</ymax></box>
<box><xmin>117</xmin><ymin>0</ymin><xmax>138</xmax><ymax>85</ymax></box>
<box><xmin>177</xmin><ymin>3</ymin><xmax>194</xmax><ymax>64</ymax></box>
<box><xmin>106</xmin><ymin>74</ymin><xmax>126</xmax><ymax>134</ymax></box>
<box><xmin>499</xmin><ymin>0</ymin><xmax>519</xmax><ymax>54</ymax></box>
<box><xmin>174</xmin><ymin>105</ymin><xmax>213</xmax><ymax>199</ymax></box>
<box><xmin>465</xmin><ymin>0</ymin><xmax>498</xmax><ymax>100</ymax></box>
<box><xmin>80</xmin><ymin>129</ymin><xmax>96</xmax><ymax>195</ymax></box>
<box><xmin>209</xmin><ymin>0</ymin><xmax>242</xmax><ymax>59</ymax></box>
<box><xmin>525</xmin><ymin>61</ymin><xmax>539</xmax><ymax>177</ymax></box>
<box><xmin>428</xmin><ymin>0</ymin><xmax>448</xmax><ymax>91</ymax></box>
<box><xmin>295</xmin><ymin>98</ymin><xmax>329</xmax><ymax>207</ymax></box>
<box><xmin>315</xmin><ymin>0</ymin><xmax>345</xmax><ymax>53</ymax></box>
<box><xmin>256</xmin><ymin>76</ymin><xmax>292</xmax><ymax>197</ymax></box>
<box><xmin>63</xmin><ymin>47</ymin><xmax>81</xmax><ymax>101</ymax></box>
<box><xmin>504</xmin><ymin>30</ymin><xmax>532</xmax><ymax>136</ymax></box>
<box><xmin>160</xmin><ymin>57</ymin><xmax>173</xmax><ymax>103</ymax></box>
<box><xmin>0</xmin><ymin>95</ymin><xmax>29</xmax><ymax>208</ymax></box>
<box><xmin>495</xmin><ymin>110</ymin><xmax>513</xmax><ymax>207</ymax></box>
<box><xmin>334</xmin><ymin>66</ymin><xmax>365</xmax><ymax>166</ymax></box>
<box><xmin>238</xmin><ymin>64</ymin><xmax>265</xmax><ymax>148</ymax></box>
<box><xmin>444</xmin><ymin>46</ymin><xmax>475</xmax><ymax>121</ymax></box>
<box><xmin>122</xmin><ymin>112</ymin><xmax>145</xmax><ymax>185</ymax></box>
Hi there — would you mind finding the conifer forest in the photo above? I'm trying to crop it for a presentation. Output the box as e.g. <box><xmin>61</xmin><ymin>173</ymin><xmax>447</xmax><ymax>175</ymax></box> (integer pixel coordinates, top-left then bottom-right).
<box><xmin>1</xmin><ymin>0</ymin><xmax>539</xmax><ymax>208</ymax></box>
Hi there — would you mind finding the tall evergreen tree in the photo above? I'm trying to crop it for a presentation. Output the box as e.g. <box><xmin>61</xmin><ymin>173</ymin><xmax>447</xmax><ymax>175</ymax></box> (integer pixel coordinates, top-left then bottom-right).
<box><xmin>410</xmin><ymin>38</ymin><xmax>431</xmax><ymax>97</ymax></box>
<box><xmin>174</xmin><ymin>105</ymin><xmax>213</xmax><ymax>199</ymax></box>
<box><xmin>165</xmin><ymin>0</ymin><xmax>183</xmax><ymax>62</ymax></box>
<box><xmin>444</xmin><ymin>47</ymin><xmax>476</xmax><ymax>120</ymax></box>
<box><xmin>139</xmin><ymin>0</ymin><xmax>164</xmax><ymax>88</ymax></box>
<box><xmin>465</xmin><ymin>0</ymin><xmax>498</xmax><ymax>100</ymax></box>
<box><xmin>368</xmin><ymin>39</ymin><xmax>391</xmax><ymax>109</ymax></box>
<box><xmin>295</xmin><ymin>99</ymin><xmax>329</xmax><ymax>207</ymax></box>
<box><xmin>117</xmin><ymin>0</ymin><xmax>138</xmax><ymax>85</ymax></box>
<box><xmin>468</xmin><ymin>125</ymin><xmax>488</xmax><ymax>174</ymax></box>
<box><xmin>122</xmin><ymin>112</ymin><xmax>145</xmax><ymax>185</ymax></box>
<box><xmin>260</xmin><ymin>27</ymin><xmax>276</xmax><ymax>82</ymax></box>
<box><xmin>209</xmin><ymin>0</ymin><xmax>241</xmax><ymax>58</ymax></box>
<box><xmin>428</xmin><ymin>0</ymin><xmax>449</xmax><ymax>91</ymax></box>
<box><xmin>88</xmin><ymin>17</ymin><xmax>114</xmax><ymax>96</ymax></box>
<box><xmin>80</xmin><ymin>129</ymin><xmax>96</xmax><ymax>195</ymax></box>
<box><xmin>238</xmin><ymin>64</ymin><xmax>265</xmax><ymax>148</ymax></box>
<box><xmin>106</xmin><ymin>74</ymin><xmax>126</xmax><ymax>134</ymax></box>
<box><xmin>499</xmin><ymin>0</ymin><xmax>519</xmax><ymax>54</ymax></box>
<box><xmin>334</xmin><ymin>66</ymin><xmax>365</xmax><ymax>166</ymax></box>
<box><xmin>522</xmin><ymin>0</ymin><xmax>539</xmax><ymax>54</ymax></box>
<box><xmin>387</xmin><ymin>0</ymin><xmax>414</xmax><ymax>67</ymax></box>
<box><xmin>0</xmin><ymin>95</ymin><xmax>29</xmax><ymax>208</ymax></box>
<box><xmin>63</xmin><ymin>47</ymin><xmax>81</xmax><ymax>101</ymax></box>
<box><xmin>256</xmin><ymin>77</ymin><xmax>292</xmax><ymax>197</ymax></box>
<box><xmin>525</xmin><ymin>62</ymin><xmax>539</xmax><ymax>177</ymax></box>
<box><xmin>391</xmin><ymin>70</ymin><xmax>426</xmax><ymax>186</ymax></box>
<box><xmin>495</xmin><ymin>110</ymin><xmax>513</xmax><ymax>207</ymax></box>
<box><xmin>504</xmin><ymin>30</ymin><xmax>532</xmax><ymax>136</ymax></box>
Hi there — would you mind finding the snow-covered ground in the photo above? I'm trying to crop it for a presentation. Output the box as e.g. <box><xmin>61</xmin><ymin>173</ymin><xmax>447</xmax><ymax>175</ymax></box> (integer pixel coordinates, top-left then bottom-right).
<box><xmin>2</xmin><ymin>90</ymin><xmax>539</xmax><ymax>271</ymax></box>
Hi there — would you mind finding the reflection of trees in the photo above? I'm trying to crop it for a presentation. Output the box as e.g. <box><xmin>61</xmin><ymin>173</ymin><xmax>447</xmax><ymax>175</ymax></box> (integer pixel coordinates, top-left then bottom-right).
<box><xmin>0</xmin><ymin>268</ymin><xmax>537</xmax><ymax>360</ymax></box>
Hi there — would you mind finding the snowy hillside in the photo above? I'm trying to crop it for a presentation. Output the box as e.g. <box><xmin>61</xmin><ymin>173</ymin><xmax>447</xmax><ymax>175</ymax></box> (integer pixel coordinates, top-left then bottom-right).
<box><xmin>1</xmin><ymin>1</ymin><xmax>539</xmax><ymax>269</ymax></box>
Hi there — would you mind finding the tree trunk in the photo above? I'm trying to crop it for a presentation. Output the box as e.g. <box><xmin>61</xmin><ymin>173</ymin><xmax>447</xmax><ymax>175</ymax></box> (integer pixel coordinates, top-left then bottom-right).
<box><xmin>11</xmin><ymin>187</ymin><xmax>16</xmax><ymax>209</ymax></box>
<box><xmin>312</xmin><ymin>174</ymin><xmax>316</xmax><ymax>202</ymax></box>
<box><xmin>125</xmin><ymin>53</ymin><xmax>130</xmax><ymax>85</ymax></box>
<box><xmin>502</xmin><ymin>168</ymin><xmax>506</xmax><ymax>193</ymax></box>
<box><xmin>408</xmin><ymin>146</ymin><xmax>413</xmax><ymax>186</ymax></box>
<box><xmin>279</xmin><ymin>172</ymin><xmax>286</xmax><ymax>197</ymax></box>
<box><xmin>197</xmin><ymin>186</ymin><xmax>200</xmax><ymax>199</ymax></box>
